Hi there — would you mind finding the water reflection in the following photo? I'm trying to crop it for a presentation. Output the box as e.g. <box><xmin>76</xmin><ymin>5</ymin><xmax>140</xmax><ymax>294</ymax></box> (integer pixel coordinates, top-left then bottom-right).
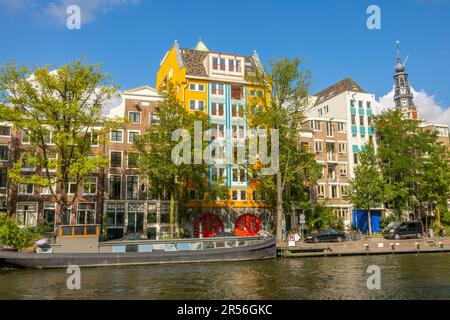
<box><xmin>0</xmin><ymin>253</ymin><xmax>449</xmax><ymax>300</ymax></box>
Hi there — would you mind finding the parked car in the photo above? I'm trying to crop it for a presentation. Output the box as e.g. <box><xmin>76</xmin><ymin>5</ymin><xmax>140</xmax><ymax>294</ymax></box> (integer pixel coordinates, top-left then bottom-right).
<box><xmin>305</xmin><ymin>228</ymin><xmax>346</xmax><ymax>243</ymax></box>
<box><xmin>383</xmin><ymin>221</ymin><xmax>423</xmax><ymax>240</ymax></box>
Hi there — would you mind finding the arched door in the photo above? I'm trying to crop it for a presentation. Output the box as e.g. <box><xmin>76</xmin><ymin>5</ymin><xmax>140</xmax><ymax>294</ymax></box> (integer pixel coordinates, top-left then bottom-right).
<box><xmin>234</xmin><ymin>214</ymin><xmax>262</xmax><ymax>236</ymax></box>
<box><xmin>193</xmin><ymin>213</ymin><xmax>223</xmax><ymax>238</ymax></box>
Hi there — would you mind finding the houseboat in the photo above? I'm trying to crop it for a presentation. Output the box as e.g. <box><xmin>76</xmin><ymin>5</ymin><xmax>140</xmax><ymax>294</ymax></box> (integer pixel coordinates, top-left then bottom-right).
<box><xmin>0</xmin><ymin>224</ymin><xmax>276</xmax><ymax>268</ymax></box>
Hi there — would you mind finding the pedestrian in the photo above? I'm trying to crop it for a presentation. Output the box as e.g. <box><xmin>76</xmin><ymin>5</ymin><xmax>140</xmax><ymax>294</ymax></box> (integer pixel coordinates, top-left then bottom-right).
<box><xmin>439</xmin><ymin>226</ymin><xmax>444</xmax><ymax>238</ymax></box>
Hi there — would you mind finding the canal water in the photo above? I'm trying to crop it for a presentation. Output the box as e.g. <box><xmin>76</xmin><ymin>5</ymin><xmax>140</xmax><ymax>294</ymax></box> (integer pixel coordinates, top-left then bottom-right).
<box><xmin>0</xmin><ymin>253</ymin><xmax>449</xmax><ymax>300</ymax></box>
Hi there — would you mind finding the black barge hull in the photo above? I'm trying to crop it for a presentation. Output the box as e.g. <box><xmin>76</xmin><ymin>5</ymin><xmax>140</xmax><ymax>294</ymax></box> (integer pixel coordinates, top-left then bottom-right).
<box><xmin>0</xmin><ymin>238</ymin><xmax>276</xmax><ymax>268</ymax></box>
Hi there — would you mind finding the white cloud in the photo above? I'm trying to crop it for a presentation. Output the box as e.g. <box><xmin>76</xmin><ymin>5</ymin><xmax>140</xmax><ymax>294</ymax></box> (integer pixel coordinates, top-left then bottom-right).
<box><xmin>0</xmin><ymin>0</ymin><xmax>140</xmax><ymax>26</ymax></box>
<box><xmin>376</xmin><ymin>86</ymin><xmax>450</xmax><ymax>126</ymax></box>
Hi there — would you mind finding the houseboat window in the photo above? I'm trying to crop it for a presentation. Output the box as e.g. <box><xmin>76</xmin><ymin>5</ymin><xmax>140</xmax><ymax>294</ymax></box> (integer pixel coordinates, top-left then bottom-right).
<box><xmin>61</xmin><ymin>226</ymin><xmax>72</xmax><ymax>236</ymax></box>
<box><xmin>86</xmin><ymin>226</ymin><xmax>97</xmax><ymax>235</ymax></box>
<box><xmin>74</xmin><ymin>226</ymin><xmax>85</xmax><ymax>236</ymax></box>
<box><xmin>215</xmin><ymin>241</ymin><xmax>225</xmax><ymax>248</ymax></box>
<box><xmin>204</xmin><ymin>242</ymin><xmax>215</xmax><ymax>249</ymax></box>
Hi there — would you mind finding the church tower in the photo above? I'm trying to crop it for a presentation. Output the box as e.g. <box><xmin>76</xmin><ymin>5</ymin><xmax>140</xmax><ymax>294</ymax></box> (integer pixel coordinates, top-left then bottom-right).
<box><xmin>393</xmin><ymin>41</ymin><xmax>418</xmax><ymax>119</ymax></box>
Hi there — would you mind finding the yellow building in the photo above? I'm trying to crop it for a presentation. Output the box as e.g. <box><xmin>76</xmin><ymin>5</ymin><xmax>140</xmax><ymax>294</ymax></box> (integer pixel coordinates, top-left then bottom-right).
<box><xmin>156</xmin><ymin>39</ymin><xmax>270</xmax><ymax>236</ymax></box>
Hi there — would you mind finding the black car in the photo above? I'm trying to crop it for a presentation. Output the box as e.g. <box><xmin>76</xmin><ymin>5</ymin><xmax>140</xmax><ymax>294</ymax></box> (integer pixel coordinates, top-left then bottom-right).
<box><xmin>383</xmin><ymin>221</ymin><xmax>423</xmax><ymax>240</ymax></box>
<box><xmin>305</xmin><ymin>228</ymin><xmax>346</xmax><ymax>243</ymax></box>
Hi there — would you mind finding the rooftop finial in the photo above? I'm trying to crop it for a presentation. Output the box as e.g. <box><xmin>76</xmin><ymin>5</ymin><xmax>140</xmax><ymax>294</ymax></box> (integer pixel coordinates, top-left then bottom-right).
<box><xmin>395</xmin><ymin>40</ymin><xmax>405</xmax><ymax>73</ymax></box>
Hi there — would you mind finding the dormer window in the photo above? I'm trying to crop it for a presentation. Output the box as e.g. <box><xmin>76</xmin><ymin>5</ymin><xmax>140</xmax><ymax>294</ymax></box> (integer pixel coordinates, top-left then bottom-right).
<box><xmin>212</xmin><ymin>57</ymin><xmax>226</xmax><ymax>71</ymax></box>
<box><xmin>229</xmin><ymin>59</ymin><xmax>242</xmax><ymax>73</ymax></box>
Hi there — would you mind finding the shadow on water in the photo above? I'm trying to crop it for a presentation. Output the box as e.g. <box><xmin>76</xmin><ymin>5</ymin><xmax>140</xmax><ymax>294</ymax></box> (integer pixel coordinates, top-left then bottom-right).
<box><xmin>0</xmin><ymin>253</ymin><xmax>449</xmax><ymax>300</ymax></box>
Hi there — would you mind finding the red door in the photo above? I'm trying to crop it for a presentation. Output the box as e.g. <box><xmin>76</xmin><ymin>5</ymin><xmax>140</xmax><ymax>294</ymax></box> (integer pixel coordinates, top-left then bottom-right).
<box><xmin>234</xmin><ymin>214</ymin><xmax>262</xmax><ymax>236</ymax></box>
<box><xmin>193</xmin><ymin>213</ymin><xmax>223</xmax><ymax>238</ymax></box>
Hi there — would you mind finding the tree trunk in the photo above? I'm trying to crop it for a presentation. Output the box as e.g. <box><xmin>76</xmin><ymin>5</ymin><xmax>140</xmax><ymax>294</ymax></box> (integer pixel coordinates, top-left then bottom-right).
<box><xmin>367</xmin><ymin>208</ymin><xmax>372</xmax><ymax>237</ymax></box>
<box><xmin>276</xmin><ymin>171</ymin><xmax>283</xmax><ymax>244</ymax></box>
<box><xmin>169</xmin><ymin>191</ymin><xmax>174</xmax><ymax>239</ymax></box>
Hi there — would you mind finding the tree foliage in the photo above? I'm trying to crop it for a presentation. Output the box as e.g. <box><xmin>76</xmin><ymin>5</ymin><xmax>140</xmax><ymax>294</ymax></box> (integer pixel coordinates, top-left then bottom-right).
<box><xmin>247</xmin><ymin>57</ymin><xmax>322</xmax><ymax>242</ymax></box>
<box><xmin>0</xmin><ymin>59</ymin><xmax>123</xmax><ymax>222</ymax></box>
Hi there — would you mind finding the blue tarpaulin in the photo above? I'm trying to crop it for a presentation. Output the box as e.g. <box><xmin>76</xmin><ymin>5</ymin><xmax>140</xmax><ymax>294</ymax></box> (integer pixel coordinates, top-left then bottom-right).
<box><xmin>352</xmin><ymin>210</ymin><xmax>382</xmax><ymax>233</ymax></box>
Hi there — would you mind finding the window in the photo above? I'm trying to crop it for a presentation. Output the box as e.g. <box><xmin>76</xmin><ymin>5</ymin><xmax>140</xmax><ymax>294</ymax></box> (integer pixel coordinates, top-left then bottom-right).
<box><xmin>340</xmin><ymin>185</ymin><xmax>349</xmax><ymax>197</ymax></box>
<box><xmin>126</xmin><ymin>176</ymin><xmax>139</xmax><ymax>200</ymax></box>
<box><xmin>0</xmin><ymin>126</ymin><xmax>11</xmax><ymax>136</ymax></box>
<box><xmin>232</xmin><ymin>168</ymin><xmax>246</xmax><ymax>184</ymax></box>
<box><xmin>326</xmin><ymin>122</ymin><xmax>334</xmax><ymax>136</ymax></box>
<box><xmin>16</xmin><ymin>203</ymin><xmax>37</xmax><ymax>227</ymax></box>
<box><xmin>211</xmin><ymin>123</ymin><xmax>225</xmax><ymax>138</ymax></box>
<box><xmin>147</xmin><ymin>203</ymin><xmax>157</xmax><ymax>224</ymax></box>
<box><xmin>231</xmin><ymin>85</ymin><xmax>243</xmax><ymax>100</ymax></box>
<box><xmin>228</xmin><ymin>59</ymin><xmax>242</xmax><ymax>73</ymax></box>
<box><xmin>110</xmin><ymin>151</ymin><xmax>122</xmax><ymax>167</ymax></box>
<box><xmin>150</xmin><ymin>112</ymin><xmax>160</xmax><ymax>125</ymax></box>
<box><xmin>232</xmin><ymin>125</ymin><xmax>245</xmax><ymax>139</ymax></box>
<box><xmin>339</xmin><ymin>163</ymin><xmax>348</xmax><ymax>177</ymax></box>
<box><xmin>310</xmin><ymin>120</ymin><xmax>321</xmax><ymax>131</ymax></box>
<box><xmin>350</xmin><ymin>100</ymin><xmax>355</xmax><ymax>107</ymax></box>
<box><xmin>189</xmin><ymin>83</ymin><xmax>205</xmax><ymax>91</ymax></box>
<box><xmin>211</xmin><ymin>82</ymin><xmax>224</xmax><ymax>95</ymax></box>
<box><xmin>21</xmin><ymin>129</ymin><xmax>30</xmax><ymax>144</ymax></box>
<box><xmin>367</xmin><ymin>101</ymin><xmax>371</xmax><ymax>109</ymax></box>
<box><xmin>86</xmin><ymin>131</ymin><xmax>99</xmax><ymax>146</ymax></box>
<box><xmin>0</xmin><ymin>146</ymin><xmax>8</xmax><ymax>161</ymax></box>
<box><xmin>211</xmin><ymin>167</ymin><xmax>226</xmax><ymax>181</ymax></box>
<box><xmin>129</xmin><ymin>112</ymin><xmax>141</xmax><ymax>124</ymax></box>
<box><xmin>18</xmin><ymin>183</ymin><xmax>33</xmax><ymax>195</ymax></box>
<box><xmin>317</xmin><ymin>185</ymin><xmax>325</xmax><ymax>198</ymax></box>
<box><xmin>359</xmin><ymin>116</ymin><xmax>364</xmax><ymax>126</ymax></box>
<box><xmin>315</xmin><ymin>141</ymin><xmax>323</xmax><ymax>155</ymax></box>
<box><xmin>337</xmin><ymin>122</ymin><xmax>346</xmax><ymax>132</ymax></box>
<box><xmin>323</xmin><ymin>105</ymin><xmax>329</xmax><ymax>114</ymax></box>
<box><xmin>106</xmin><ymin>203</ymin><xmax>125</xmax><ymax>227</ymax></box>
<box><xmin>109</xmin><ymin>175</ymin><xmax>121</xmax><ymax>200</ymax></box>
<box><xmin>128</xmin><ymin>152</ymin><xmax>139</xmax><ymax>168</ymax></box>
<box><xmin>338</xmin><ymin>143</ymin><xmax>347</xmax><ymax>155</ymax></box>
<box><xmin>351</xmin><ymin>115</ymin><xmax>356</xmax><ymax>125</ymax></box>
<box><xmin>212</xmin><ymin>57</ymin><xmax>226</xmax><ymax>71</ymax></box>
<box><xmin>189</xmin><ymin>100</ymin><xmax>205</xmax><ymax>111</ymax></box>
<box><xmin>231</xmin><ymin>190</ymin><xmax>247</xmax><ymax>201</ymax></box>
<box><xmin>358</xmin><ymin>100</ymin><xmax>363</xmax><ymax>108</ymax></box>
<box><xmin>301</xmin><ymin>142</ymin><xmax>309</xmax><ymax>153</ymax></box>
<box><xmin>111</xmin><ymin>130</ymin><xmax>123</xmax><ymax>142</ymax></box>
<box><xmin>231</xmin><ymin>104</ymin><xmax>245</xmax><ymax>118</ymax></box>
<box><xmin>43</xmin><ymin>203</ymin><xmax>56</xmax><ymax>226</ymax></box>
<box><xmin>83</xmin><ymin>177</ymin><xmax>97</xmax><ymax>195</ymax></box>
<box><xmin>211</xmin><ymin>103</ymin><xmax>224</xmax><ymax>117</ymax></box>
<box><xmin>60</xmin><ymin>207</ymin><xmax>72</xmax><ymax>225</ymax></box>
<box><xmin>128</xmin><ymin>131</ymin><xmax>140</xmax><ymax>144</ymax></box>
<box><xmin>368</xmin><ymin>116</ymin><xmax>373</xmax><ymax>126</ymax></box>
<box><xmin>68</xmin><ymin>181</ymin><xmax>77</xmax><ymax>195</ymax></box>
<box><xmin>318</xmin><ymin>109</ymin><xmax>323</xmax><ymax>116</ymax></box>
<box><xmin>330</xmin><ymin>185</ymin><xmax>338</xmax><ymax>198</ymax></box>
<box><xmin>41</xmin><ymin>178</ymin><xmax>56</xmax><ymax>195</ymax></box>
<box><xmin>77</xmin><ymin>203</ymin><xmax>96</xmax><ymax>225</ymax></box>
<box><xmin>0</xmin><ymin>167</ymin><xmax>6</xmax><ymax>188</ymax></box>
<box><xmin>353</xmin><ymin>153</ymin><xmax>358</xmax><ymax>165</ymax></box>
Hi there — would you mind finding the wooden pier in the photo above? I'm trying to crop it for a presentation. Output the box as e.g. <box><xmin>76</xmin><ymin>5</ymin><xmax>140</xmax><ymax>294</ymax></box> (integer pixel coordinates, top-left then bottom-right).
<box><xmin>277</xmin><ymin>238</ymin><xmax>450</xmax><ymax>258</ymax></box>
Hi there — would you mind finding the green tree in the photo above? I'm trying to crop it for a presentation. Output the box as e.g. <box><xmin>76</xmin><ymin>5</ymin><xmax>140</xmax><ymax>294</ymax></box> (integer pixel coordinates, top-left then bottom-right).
<box><xmin>374</xmin><ymin>109</ymin><xmax>437</xmax><ymax>218</ymax></box>
<box><xmin>248</xmin><ymin>57</ymin><xmax>322</xmax><ymax>243</ymax></box>
<box><xmin>419</xmin><ymin>143</ymin><xmax>450</xmax><ymax>228</ymax></box>
<box><xmin>345</xmin><ymin>143</ymin><xmax>386</xmax><ymax>236</ymax></box>
<box><xmin>133</xmin><ymin>84</ymin><xmax>226</xmax><ymax>239</ymax></box>
<box><xmin>0</xmin><ymin>214</ymin><xmax>36</xmax><ymax>250</ymax></box>
<box><xmin>0</xmin><ymin>59</ymin><xmax>122</xmax><ymax>225</ymax></box>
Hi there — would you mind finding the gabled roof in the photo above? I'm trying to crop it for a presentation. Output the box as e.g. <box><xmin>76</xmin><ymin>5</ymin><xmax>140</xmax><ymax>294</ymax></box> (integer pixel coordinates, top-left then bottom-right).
<box><xmin>313</xmin><ymin>77</ymin><xmax>366</xmax><ymax>105</ymax></box>
<box><xmin>123</xmin><ymin>85</ymin><xmax>160</xmax><ymax>97</ymax></box>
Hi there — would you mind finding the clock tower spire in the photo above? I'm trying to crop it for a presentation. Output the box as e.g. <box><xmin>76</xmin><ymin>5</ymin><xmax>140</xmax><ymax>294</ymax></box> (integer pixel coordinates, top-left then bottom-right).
<box><xmin>393</xmin><ymin>41</ymin><xmax>417</xmax><ymax>119</ymax></box>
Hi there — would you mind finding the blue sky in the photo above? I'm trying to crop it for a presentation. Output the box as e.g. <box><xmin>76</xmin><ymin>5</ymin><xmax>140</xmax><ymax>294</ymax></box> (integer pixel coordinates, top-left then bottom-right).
<box><xmin>0</xmin><ymin>0</ymin><xmax>449</xmax><ymax>116</ymax></box>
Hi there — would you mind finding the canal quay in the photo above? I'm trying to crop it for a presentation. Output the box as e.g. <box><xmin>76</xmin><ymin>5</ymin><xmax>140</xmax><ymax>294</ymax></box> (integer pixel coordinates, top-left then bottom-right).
<box><xmin>0</xmin><ymin>252</ymin><xmax>448</xmax><ymax>300</ymax></box>
<box><xmin>278</xmin><ymin>238</ymin><xmax>450</xmax><ymax>258</ymax></box>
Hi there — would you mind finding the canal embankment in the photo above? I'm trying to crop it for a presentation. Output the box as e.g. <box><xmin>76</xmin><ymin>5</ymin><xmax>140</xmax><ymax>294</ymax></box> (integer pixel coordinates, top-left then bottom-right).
<box><xmin>277</xmin><ymin>237</ymin><xmax>450</xmax><ymax>258</ymax></box>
